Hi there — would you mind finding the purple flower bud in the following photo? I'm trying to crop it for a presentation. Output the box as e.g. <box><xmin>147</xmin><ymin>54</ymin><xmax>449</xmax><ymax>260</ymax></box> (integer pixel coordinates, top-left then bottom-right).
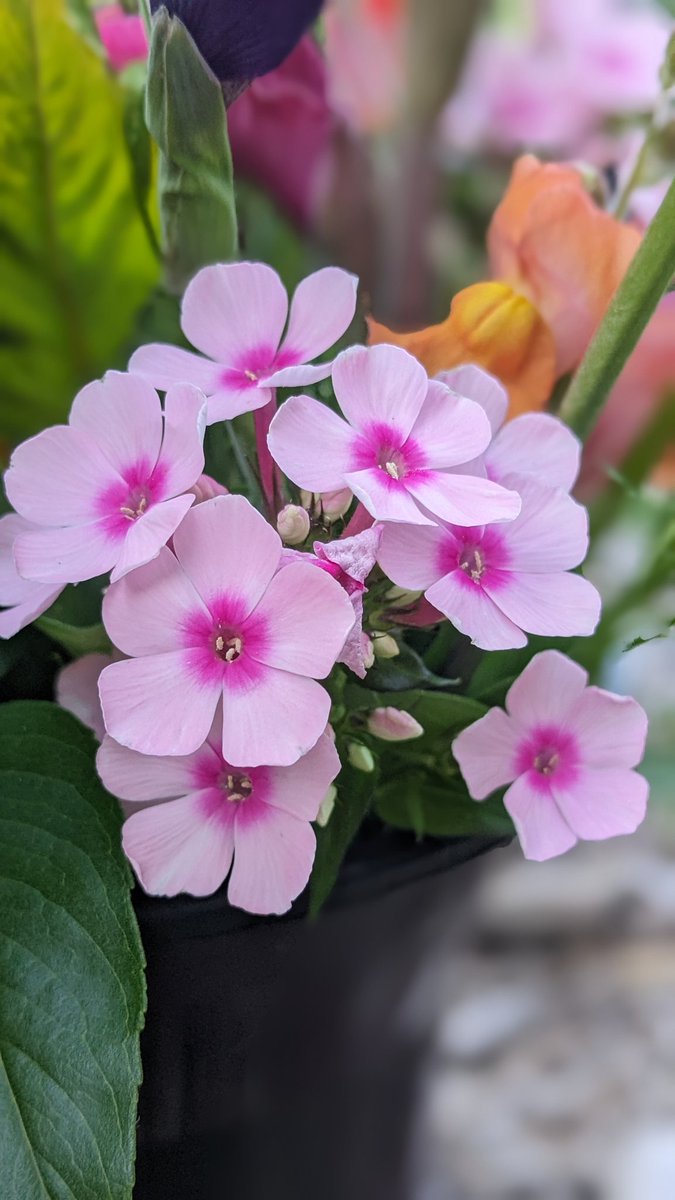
<box><xmin>151</xmin><ymin>0</ymin><xmax>325</xmax><ymax>96</ymax></box>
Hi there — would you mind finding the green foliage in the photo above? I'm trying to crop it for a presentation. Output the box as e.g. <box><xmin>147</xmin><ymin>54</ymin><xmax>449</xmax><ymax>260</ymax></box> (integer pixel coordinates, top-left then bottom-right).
<box><xmin>0</xmin><ymin>702</ymin><xmax>145</xmax><ymax>1199</ymax></box>
<box><xmin>309</xmin><ymin>762</ymin><xmax>374</xmax><ymax>916</ymax></box>
<box><xmin>375</xmin><ymin>777</ymin><xmax>513</xmax><ymax>839</ymax></box>
<box><xmin>365</xmin><ymin>642</ymin><xmax>459</xmax><ymax>692</ymax></box>
<box><xmin>145</xmin><ymin>9</ymin><xmax>238</xmax><ymax>294</ymax></box>
<box><xmin>35</xmin><ymin>577</ymin><xmax>110</xmax><ymax>656</ymax></box>
<box><xmin>0</xmin><ymin>0</ymin><xmax>158</xmax><ymax>441</ymax></box>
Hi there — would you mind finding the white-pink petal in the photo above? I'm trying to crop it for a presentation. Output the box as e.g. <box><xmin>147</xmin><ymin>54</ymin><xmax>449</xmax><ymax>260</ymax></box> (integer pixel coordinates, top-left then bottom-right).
<box><xmin>206</xmin><ymin>381</ymin><xmax>274</xmax><ymax>423</ymax></box>
<box><xmin>69</xmin><ymin>372</ymin><xmax>163</xmax><ymax>477</ymax></box>
<box><xmin>505</xmin><ymin>649</ymin><xmax>588</xmax><ymax>729</ymax></box>
<box><xmin>228</xmin><ymin>801</ymin><xmax>316</xmax><ymax>915</ymax></box>
<box><xmin>248</xmin><ymin>561</ymin><xmax>355</xmax><ymax>678</ymax></box>
<box><xmin>568</xmin><ymin>687</ymin><xmax>648</xmax><ymax>770</ymax></box>
<box><xmin>99</xmin><ymin>652</ymin><xmax>221</xmax><ymax>756</ymax></box>
<box><xmin>172</xmin><ymin>495</ymin><xmax>281</xmax><ymax>616</ymax></box>
<box><xmin>264</xmin><ymin>733</ymin><xmax>341</xmax><ymax>821</ymax></box>
<box><xmin>333</xmin><ymin>344</ymin><xmax>428</xmax><ymax>439</ymax></box>
<box><xmin>436</xmin><ymin>365</ymin><xmax>509</xmax><ymax>435</ymax></box>
<box><xmin>452</xmin><ymin>707</ymin><xmax>519</xmax><ymax>800</ymax></box>
<box><xmin>279</xmin><ymin>266</ymin><xmax>358</xmax><ymax>364</ymax></box>
<box><xmin>157</xmin><ymin>383</ymin><xmax>207</xmax><ymax>497</ymax></box>
<box><xmin>262</xmin><ymin>362</ymin><xmax>336</xmax><ymax>389</ymax></box>
<box><xmin>181</xmin><ymin>261</ymin><xmax>288</xmax><ymax>365</ymax></box>
<box><xmin>405</xmin><ymin>471</ymin><xmax>521</xmax><ymax>527</ymax></box>
<box><xmin>344</xmin><ymin>468</ymin><xmax>436</xmax><ymax>525</ymax></box>
<box><xmin>484</xmin><ymin>570</ymin><xmax>601</xmax><ymax>639</ymax></box>
<box><xmin>551</xmin><ymin>768</ymin><xmax>648</xmax><ymax>842</ymax></box>
<box><xmin>5</xmin><ymin>426</ymin><xmax>120</xmax><ymax>526</ymax></box>
<box><xmin>57</xmin><ymin>654</ymin><xmax>112</xmax><ymax>741</ymax></box>
<box><xmin>14</xmin><ymin>522</ymin><xmax>117</xmax><ymax>584</ymax></box>
<box><xmin>426</xmin><ymin>571</ymin><xmax>527</xmax><ymax>650</ymax></box>
<box><xmin>103</xmin><ymin>546</ymin><xmax>209</xmax><ymax>657</ymax></box>
<box><xmin>268</xmin><ymin>394</ymin><xmax>356</xmax><ymax>493</ymax></box>
<box><xmin>500</xmin><ymin>476</ymin><xmax>589</xmax><ymax>572</ymax></box>
<box><xmin>220</xmin><ymin>667</ymin><xmax>331</xmax><ymax>768</ymax></box>
<box><xmin>128</xmin><ymin>343</ymin><xmax>223</xmax><ymax>393</ymax></box>
<box><xmin>123</xmin><ymin>791</ymin><xmax>235</xmax><ymax>897</ymax></box>
<box><xmin>503</xmin><ymin>774</ymin><xmax>578</xmax><ymax>862</ymax></box>
<box><xmin>487</xmin><ymin>414</ymin><xmax>581</xmax><ymax>492</ymax></box>
<box><xmin>377</xmin><ymin>523</ymin><xmax>448</xmax><ymax>590</ymax></box>
<box><xmin>410</xmin><ymin>381</ymin><xmax>492</xmax><ymax>468</ymax></box>
<box><xmin>97</xmin><ymin>735</ymin><xmax>214</xmax><ymax>802</ymax></box>
<box><xmin>109</xmin><ymin>494</ymin><xmax>195</xmax><ymax>583</ymax></box>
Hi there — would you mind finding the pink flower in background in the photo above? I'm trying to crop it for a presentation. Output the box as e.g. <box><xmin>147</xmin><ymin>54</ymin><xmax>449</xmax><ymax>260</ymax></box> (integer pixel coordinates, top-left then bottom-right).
<box><xmin>95</xmin><ymin>4</ymin><xmax>148</xmax><ymax>72</ymax></box>
<box><xmin>378</xmin><ymin>475</ymin><xmax>600</xmax><ymax>650</ymax></box>
<box><xmin>453</xmin><ymin>650</ymin><xmax>649</xmax><ymax>861</ymax></box>
<box><xmin>228</xmin><ymin>37</ymin><xmax>338</xmax><ymax>230</ymax></box>
<box><xmin>324</xmin><ymin>0</ymin><xmax>406</xmax><ymax>134</ymax></box>
<box><xmin>439</xmin><ymin>365</ymin><xmax>581</xmax><ymax>492</ymax></box>
<box><xmin>5</xmin><ymin>374</ymin><xmax>206</xmax><ymax>585</ymax></box>
<box><xmin>99</xmin><ymin>495</ymin><xmax>355</xmax><ymax>764</ymax></box>
<box><xmin>0</xmin><ymin>514</ymin><xmax>63</xmax><ymax>639</ymax></box>
<box><xmin>98</xmin><ymin>721</ymin><xmax>340</xmax><ymax>912</ymax></box>
<box><xmin>56</xmin><ymin>653</ymin><xmax>114</xmax><ymax>741</ymax></box>
<box><xmin>268</xmin><ymin>345</ymin><xmax>521</xmax><ymax>527</ymax></box>
<box><xmin>129</xmin><ymin>261</ymin><xmax>358</xmax><ymax>423</ymax></box>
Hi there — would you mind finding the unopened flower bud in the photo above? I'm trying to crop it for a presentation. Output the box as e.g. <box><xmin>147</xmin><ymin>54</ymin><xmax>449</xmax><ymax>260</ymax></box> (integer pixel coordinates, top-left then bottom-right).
<box><xmin>373</xmin><ymin>633</ymin><xmax>400</xmax><ymax>659</ymax></box>
<box><xmin>347</xmin><ymin>742</ymin><xmax>375</xmax><ymax>773</ymax></box>
<box><xmin>277</xmin><ymin>504</ymin><xmax>311</xmax><ymax>546</ymax></box>
<box><xmin>316</xmin><ymin>785</ymin><xmax>337</xmax><ymax>827</ymax></box>
<box><xmin>320</xmin><ymin>487</ymin><xmax>353</xmax><ymax>523</ymax></box>
<box><xmin>367</xmin><ymin>707</ymin><xmax>424</xmax><ymax>743</ymax></box>
<box><xmin>188</xmin><ymin>473</ymin><xmax>229</xmax><ymax>504</ymax></box>
<box><xmin>385</xmin><ymin>585</ymin><xmax>423</xmax><ymax>609</ymax></box>
<box><xmin>362</xmin><ymin>634</ymin><xmax>375</xmax><ymax>671</ymax></box>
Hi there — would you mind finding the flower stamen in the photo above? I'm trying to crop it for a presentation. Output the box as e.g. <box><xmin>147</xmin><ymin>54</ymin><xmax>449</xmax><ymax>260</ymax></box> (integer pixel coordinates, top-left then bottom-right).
<box><xmin>534</xmin><ymin>749</ymin><xmax>560</xmax><ymax>776</ymax></box>
<box><xmin>224</xmin><ymin>772</ymin><xmax>254</xmax><ymax>803</ymax></box>
<box><xmin>460</xmin><ymin>547</ymin><xmax>485</xmax><ymax>582</ymax></box>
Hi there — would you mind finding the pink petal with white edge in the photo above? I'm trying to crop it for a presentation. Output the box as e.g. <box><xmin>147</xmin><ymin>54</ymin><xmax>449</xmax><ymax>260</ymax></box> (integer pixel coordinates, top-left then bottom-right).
<box><xmin>278</xmin><ymin>266</ymin><xmax>358</xmax><ymax>363</ymax></box>
<box><xmin>264</xmin><ymin>733</ymin><xmax>341</xmax><ymax>821</ymax></box>
<box><xmin>569</xmin><ymin>687</ymin><xmax>648</xmax><ymax>770</ymax></box>
<box><xmin>504</xmin><ymin>774</ymin><xmax>578</xmax><ymax>862</ymax></box>
<box><xmin>377</xmin><ymin>522</ymin><xmax>449</xmax><ymax>590</ymax></box>
<box><xmin>103</xmin><ymin>546</ymin><xmax>210</xmax><ymax>657</ymax></box>
<box><xmin>14</xmin><ymin>521</ymin><xmax>117</xmax><ymax>584</ymax></box>
<box><xmin>229</xmin><ymin>801</ymin><xmax>316</xmax><ymax>915</ymax></box>
<box><xmin>123</xmin><ymin>791</ymin><xmax>235</xmax><ymax>897</ymax></box>
<box><xmin>436</xmin><ymin>365</ymin><xmax>508</xmax><ymax>435</ymax></box>
<box><xmin>181</xmin><ymin>261</ymin><xmax>288</xmax><ymax>364</ymax></box>
<box><xmin>128</xmin><ymin>343</ymin><xmax>223</xmax><ymax>393</ymax></box>
<box><xmin>500</xmin><ymin>475</ymin><xmax>589</xmax><ymax>572</ymax></box>
<box><xmin>452</xmin><ymin>707</ymin><xmax>519</xmax><ymax>800</ymax></box>
<box><xmin>157</xmin><ymin>383</ymin><xmax>207</xmax><ymax>497</ymax></box>
<box><xmin>97</xmin><ymin>735</ymin><xmax>216</xmax><ymax>802</ymax></box>
<box><xmin>484</xmin><ymin>570</ymin><xmax>601</xmax><ymax>639</ymax></box>
<box><xmin>411</xmin><ymin>382</ymin><xmax>492</xmax><ymax>468</ymax></box>
<box><xmin>268</xmin><ymin>394</ymin><xmax>356</xmax><ymax>493</ymax></box>
<box><xmin>0</xmin><ymin>584</ymin><xmax>63</xmax><ymax>639</ymax></box>
<box><xmin>551</xmin><ymin>768</ymin><xmax>649</xmax><ymax>842</ymax></box>
<box><xmin>344</xmin><ymin>468</ymin><xmax>436</xmax><ymax>525</ymax></box>
<box><xmin>5</xmin><ymin>426</ymin><xmax>120</xmax><ymax>526</ymax></box>
<box><xmin>57</xmin><ymin>654</ymin><xmax>112</xmax><ymax>741</ymax></box>
<box><xmin>69</xmin><ymin>372</ymin><xmax>163</xmax><ymax>476</ymax></box>
<box><xmin>110</xmin><ymin>494</ymin><xmax>195</xmax><ymax>583</ymax></box>
<box><xmin>426</xmin><ymin>571</ymin><xmax>527</xmax><ymax>651</ymax></box>
<box><xmin>247</xmin><ymin>561</ymin><xmax>355</xmax><ymax>677</ymax></box>
<box><xmin>99</xmin><ymin>652</ymin><xmax>221</xmax><ymax>756</ymax></box>
<box><xmin>172</xmin><ymin>495</ymin><xmax>280</xmax><ymax>616</ymax></box>
<box><xmin>333</xmin><ymin>344</ymin><xmax>428</xmax><ymax>439</ymax></box>
<box><xmin>221</xmin><ymin>667</ymin><xmax>331</xmax><ymax>767</ymax></box>
<box><xmin>487</xmin><ymin>414</ymin><xmax>581</xmax><ymax>492</ymax></box>
<box><xmin>505</xmin><ymin>650</ymin><xmax>588</xmax><ymax>729</ymax></box>
<box><xmin>406</xmin><ymin>471</ymin><xmax>521</xmax><ymax>527</ymax></box>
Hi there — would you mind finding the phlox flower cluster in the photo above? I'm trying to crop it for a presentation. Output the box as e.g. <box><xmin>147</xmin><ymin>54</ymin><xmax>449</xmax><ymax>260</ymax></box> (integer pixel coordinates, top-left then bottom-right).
<box><xmin>0</xmin><ymin>261</ymin><xmax>649</xmax><ymax>911</ymax></box>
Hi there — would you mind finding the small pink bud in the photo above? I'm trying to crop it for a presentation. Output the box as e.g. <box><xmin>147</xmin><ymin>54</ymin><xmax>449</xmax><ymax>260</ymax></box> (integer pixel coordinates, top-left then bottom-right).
<box><xmin>321</xmin><ymin>487</ymin><xmax>353</xmax><ymax>522</ymax></box>
<box><xmin>277</xmin><ymin>504</ymin><xmax>311</xmax><ymax>545</ymax></box>
<box><xmin>367</xmin><ymin>707</ymin><xmax>424</xmax><ymax>742</ymax></box>
<box><xmin>373</xmin><ymin>633</ymin><xmax>400</xmax><ymax>659</ymax></box>
<box><xmin>188</xmin><ymin>474</ymin><xmax>229</xmax><ymax>504</ymax></box>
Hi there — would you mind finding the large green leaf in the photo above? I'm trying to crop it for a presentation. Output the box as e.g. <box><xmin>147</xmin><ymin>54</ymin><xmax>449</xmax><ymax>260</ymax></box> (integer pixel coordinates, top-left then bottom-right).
<box><xmin>0</xmin><ymin>0</ymin><xmax>158</xmax><ymax>440</ymax></box>
<box><xmin>375</xmin><ymin>775</ymin><xmax>513</xmax><ymax>839</ymax></box>
<box><xmin>0</xmin><ymin>702</ymin><xmax>146</xmax><ymax>1199</ymax></box>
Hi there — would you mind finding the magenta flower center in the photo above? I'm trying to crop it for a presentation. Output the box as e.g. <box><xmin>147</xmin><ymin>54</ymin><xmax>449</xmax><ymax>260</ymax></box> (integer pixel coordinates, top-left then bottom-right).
<box><xmin>533</xmin><ymin>747</ymin><xmax>560</xmax><ymax>776</ymax></box>
<box><xmin>119</xmin><ymin>485</ymin><xmax>151</xmax><ymax>521</ymax></box>
<box><xmin>458</xmin><ymin>544</ymin><xmax>486</xmax><ymax>582</ymax></box>
<box><xmin>213</xmin><ymin>627</ymin><xmax>244</xmax><ymax>662</ymax></box>
<box><xmin>377</xmin><ymin>445</ymin><xmax>407</xmax><ymax>480</ymax></box>
<box><xmin>219</xmin><ymin>770</ymin><xmax>254</xmax><ymax>803</ymax></box>
<box><xmin>515</xmin><ymin>725</ymin><xmax>581</xmax><ymax>792</ymax></box>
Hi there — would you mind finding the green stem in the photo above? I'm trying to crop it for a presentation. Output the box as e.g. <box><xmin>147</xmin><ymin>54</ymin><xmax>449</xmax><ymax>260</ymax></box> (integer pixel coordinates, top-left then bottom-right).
<box><xmin>558</xmin><ymin>176</ymin><xmax>675</xmax><ymax>441</ymax></box>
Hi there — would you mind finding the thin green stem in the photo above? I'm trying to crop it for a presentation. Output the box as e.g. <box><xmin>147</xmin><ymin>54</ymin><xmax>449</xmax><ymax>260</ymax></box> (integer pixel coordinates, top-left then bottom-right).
<box><xmin>559</xmin><ymin>176</ymin><xmax>675</xmax><ymax>442</ymax></box>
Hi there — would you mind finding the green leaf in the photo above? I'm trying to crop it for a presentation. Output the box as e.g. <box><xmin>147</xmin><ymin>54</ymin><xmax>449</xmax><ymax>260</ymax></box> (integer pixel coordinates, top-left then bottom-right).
<box><xmin>375</xmin><ymin>775</ymin><xmax>514</xmax><ymax>838</ymax></box>
<box><xmin>35</xmin><ymin>578</ymin><xmax>110</xmax><ymax>656</ymax></box>
<box><xmin>345</xmin><ymin>684</ymin><xmax>486</xmax><ymax>746</ymax></box>
<box><xmin>145</xmin><ymin>9</ymin><xmax>238</xmax><ymax>294</ymax></box>
<box><xmin>0</xmin><ymin>702</ymin><xmax>146</xmax><ymax>1199</ymax></box>
<box><xmin>365</xmin><ymin>642</ymin><xmax>459</xmax><ymax>692</ymax></box>
<box><xmin>0</xmin><ymin>0</ymin><xmax>158</xmax><ymax>441</ymax></box>
<box><xmin>309</xmin><ymin>764</ymin><xmax>373</xmax><ymax>917</ymax></box>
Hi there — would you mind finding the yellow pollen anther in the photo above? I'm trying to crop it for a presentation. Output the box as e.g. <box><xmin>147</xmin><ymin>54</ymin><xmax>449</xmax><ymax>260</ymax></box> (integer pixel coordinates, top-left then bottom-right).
<box><xmin>215</xmin><ymin>635</ymin><xmax>225</xmax><ymax>652</ymax></box>
<box><xmin>460</xmin><ymin>548</ymin><xmax>485</xmax><ymax>582</ymax></box>
<box><xmin>385</xmin><ymin>461</ymin><xmax>400</xmax><ymax>480</ymax></box>
<box><xmin>535</xmin><ymin>751</ymin><xmax>560</xmax><ymax>776</ymax></box>
<box><xmin>224</xmin><ymin>636</ymin><xmax>242</xmax><ymax>662</ymax></box>
<box><xmin>120</xmin><ymin>495</ymin><xmax>148</xmax><ymax>521</ymax></box>
<box><xmin>225</xmin><ymin>773</ymin><xmax>253</xmax><ymax>802</ymax></box>
<box><xmin>244</xmin><ymin>369</ymin><xmax>258</xmax><ymax>382</ymax></box>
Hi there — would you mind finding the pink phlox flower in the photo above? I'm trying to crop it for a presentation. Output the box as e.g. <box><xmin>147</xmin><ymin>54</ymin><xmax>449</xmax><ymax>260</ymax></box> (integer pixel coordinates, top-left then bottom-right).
<box><xmin>268</xmin><ymin>344</ymin><xmax>522</xmax><ymax>528</ymax></box>
<box><xmin>314</xmin><ymin>526</ymin><xmax>382</xmax><ymax>678</ymax></box>
<box><xmin>98</xmin><ymin>494</ymin><xmax>355</xmax><ymax>765</ymax></box>
<box><xmin>56</xmin><ymin>652</ymin><xmax>115</xmax><ymax>742</ymax></box>
<box><xmin>437</xmin><ymin>365</ymin><xmax>581</xmax><ymax>493</ymax></box>
<box><xmin>129</xmin><ymin>261</ymin><xmax>358</xmax><ymax>424</ymax></box>
<box><xmin>5</xmin><ymin>374</ymin><xmax>207</xmax><ymax>586</ymax></box>
<box><xmin>0</xmin><ymin>514</ymin><xmax>63</xmax><ymax>639</ymax></box>
<box><xmin>378</xmin><ymin>473</ymin><xmax>601</xmax><ymax>650</ymax></box>
<box><xmin>97</xmin><ymin>718</ymin><xmax>341</xmax><ymax>913</ymax></box>
<box><xmin>95</xmin><ymin>4</ymin><xmax>148</xmax><ymax>72</ymax></box>
<box><xmin>453</xmin><ymin>650</ymin><xmax>649</xmax><ymax>861</ymax></box>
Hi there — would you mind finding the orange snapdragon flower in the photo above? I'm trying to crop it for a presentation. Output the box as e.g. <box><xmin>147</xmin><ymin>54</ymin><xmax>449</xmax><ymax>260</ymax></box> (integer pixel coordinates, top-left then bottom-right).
<box><xmin>369</xmin><ymin>154</ymin><xmax>642</xmax><ymax>414</ymax></box>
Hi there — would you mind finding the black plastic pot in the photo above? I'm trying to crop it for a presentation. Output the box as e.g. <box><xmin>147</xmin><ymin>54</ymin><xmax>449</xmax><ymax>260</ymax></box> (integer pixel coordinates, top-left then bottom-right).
<box><xmin>133</xmin><ymin>823</ymin><xmax>510</xmax><ymax>1200</ymax></box>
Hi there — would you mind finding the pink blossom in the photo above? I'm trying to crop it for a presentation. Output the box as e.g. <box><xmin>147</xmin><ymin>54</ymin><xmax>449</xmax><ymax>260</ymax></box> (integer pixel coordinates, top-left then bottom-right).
<box><xmin>4</xmin><ymin>374</ymin><xmax>206</xmax><ymax>586</ymax></box>
<box><xmin>129</xmin><ymin>261</ymin><xmax>358</xmax><ymax>423</ymax></box>
<box><xmin>56</xmin><ymin>653</ymin><xmax>114</xmax><ymax>741</ymax></box>
<box><xmin>378</xmin><ymin>475</ymin><xmax>600</xmax><ymax>650</ymax></box>
<box><xmin>0</xmin><ymin>514</ymin><xmax>63</xmax><ymax>638</ymax></box>
<box><xmin>313</xmin><ymin>525</ymin><xmax>382</xmax><ymax>678</ymax></box>
<box><xmin>452</xmin><ymin>650</ymin><xmax>649</xmax><ymax>861</ymax></box>
<box><xmin>324</xmin><ymin>0</ymin><xmax>406</xmax><ymax>134</ymax></box>
<box><xmin>438</xmin><ymin>365</ymin><xmax>581</xmax><ymax>492</ymax></box>
<box><xmin>98</xmin><ymin>495</ymin><xmax>355</xmax><ymax>765</ymax></box>
<box><xmin>367</xmin><ymin>707</ymin><xmax>423</xmax><ymax>742</ymax></box>
<box><xmin>95</xmin><ymin>4</ymin><xmax>148</xmax><ymax>73</ymax></box>
<box><xmin>97</xmin><ymin>721</ymin><xmax>340</xmax><ymax>912</ymax></box>
<box><xmin>268</xmin><ymin>345</ymin><xmax>521</xmax><ymax>528</ymax></box>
